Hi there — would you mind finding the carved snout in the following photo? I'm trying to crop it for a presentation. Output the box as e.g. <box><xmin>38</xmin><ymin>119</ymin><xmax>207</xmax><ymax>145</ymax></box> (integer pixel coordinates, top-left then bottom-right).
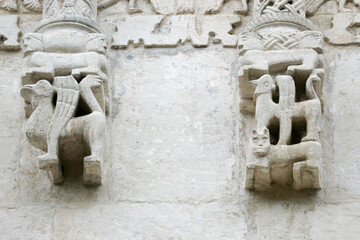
<box><xmin>20</xmin><ymin>84</ymin><xmax>34</xmax><ymax>103</ymax></box>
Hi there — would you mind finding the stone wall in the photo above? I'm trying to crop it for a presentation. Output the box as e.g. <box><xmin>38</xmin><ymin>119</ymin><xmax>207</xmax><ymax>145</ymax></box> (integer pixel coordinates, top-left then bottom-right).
<box><xmin>0</xmin><ymin>0</ymin><xmax>359</xmax><ymax>239</ymax></box>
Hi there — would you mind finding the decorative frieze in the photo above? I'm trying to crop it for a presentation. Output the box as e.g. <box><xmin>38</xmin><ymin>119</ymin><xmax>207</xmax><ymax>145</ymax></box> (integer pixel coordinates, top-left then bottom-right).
<box><xmin>21</xmin><ymin>0</ymin><xmax>109</xmax><ymax>186</ymax></box>
<box><xmin>239</xmin><ymin>0</ymin><xmax>324</xmax><ymax>191</ymax></box>
<box><xmin>112</xmin><ymin>15</ymin><xmax>240</xmax><ymax>48</ymax></box>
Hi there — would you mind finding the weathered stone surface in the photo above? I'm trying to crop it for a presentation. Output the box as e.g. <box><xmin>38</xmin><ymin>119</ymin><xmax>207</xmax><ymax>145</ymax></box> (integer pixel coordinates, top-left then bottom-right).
<box><xmin>0</xmin><ymin>16</ymin><xmax>20</xmax><ymax>50</ymax></box>
<box><xmin>0</xmin><ymin>0</ymin><xmax>359</xmax><ymax>238</ymax></box>
<box><xmin>112</xmin><ymin>15</ymin><xmax>240</xmax><ymax>48</ymax></box>
<box><xmin>325</xmin><ymin>13</ymin><xmax>360</xmax><ymax>45</ymax></box>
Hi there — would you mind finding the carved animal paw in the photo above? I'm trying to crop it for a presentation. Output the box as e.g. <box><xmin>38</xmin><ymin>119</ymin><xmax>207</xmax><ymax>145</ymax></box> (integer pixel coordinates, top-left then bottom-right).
<box><xmin>128</xmin><ymin>7</ymin><xmax>142</xmax><ymax>14</ymax></box>
<box><xmin>177</xmin><ymin>7</ymin><xmax>194</xmax><ymax>14</ymax></box>
<box><xmin>205</xmin><ymin>7</ymin><xmax>220</xmax><ymax>14</ymax></box>
<box><xmin>83</xmin><ymin>155</ymin><xmax>102</xmax><ymax>186</ymax></box>
<box><xmin>38</xmin><ymin>154</ymin><xmax>59</xmax><ymax>170</ymax></box>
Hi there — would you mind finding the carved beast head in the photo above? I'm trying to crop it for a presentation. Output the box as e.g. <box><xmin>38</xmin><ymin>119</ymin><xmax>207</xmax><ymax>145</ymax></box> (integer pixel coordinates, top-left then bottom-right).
<box><xmin>22</xmin><ymin>33</ymin><xmax>44</xmax><ymax>56</ymax></box>
<box><xmin>250</xmin><ymin>127</ymin><xmax>271</xmax><ymax>157</ymax></box>
<box><xmin>251</xmin><ymin>74</ymin><xmax>276</xmax><ymax>96</ymax></box>
<box><xmin>21</xmin><ymin>80</ymin><xmax>54</xmax><ymax>109</ymax></box>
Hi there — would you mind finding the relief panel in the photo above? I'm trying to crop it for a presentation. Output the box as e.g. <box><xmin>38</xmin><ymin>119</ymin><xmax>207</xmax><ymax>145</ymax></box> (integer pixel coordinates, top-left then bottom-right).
<box><xmin>239</xmin><ymin>0</ymin><xmax>324</xmax><ymax>191</ymax></box>
<box><xmin>21</xmin><ymin>0</ymin><xmax>109</xmax><ymax>186</ymax></box>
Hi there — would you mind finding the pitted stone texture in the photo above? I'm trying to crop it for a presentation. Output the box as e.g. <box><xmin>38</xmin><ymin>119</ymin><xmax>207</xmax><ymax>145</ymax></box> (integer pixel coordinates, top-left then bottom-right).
<box><xmin>107</xmin><ymin>49</ymin><xmax>239</xmax><ymax>202</ymax></box>
<box><xmin>53</xmin><ymin>203</ymin><xmax>247</xmax><ymax>239</ymax></box>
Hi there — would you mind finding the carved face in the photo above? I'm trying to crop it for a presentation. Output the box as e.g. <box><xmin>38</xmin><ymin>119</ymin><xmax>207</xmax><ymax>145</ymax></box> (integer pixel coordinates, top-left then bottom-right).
<box><xmin>86</xmin><ymin>34</ymin><xmax>107</xmax><ymax>54</ymax></box>
<box><xmin>251</xmin><ymin>74</ymin><xmax>276</xmax><ymax>95</ymax></box>
<box><xmin>251</xmin><ymin>128</ymin><xmax>271</xmax><ymax>157</ymax></box>
<box><xmin>23</xmin><ymin>33</ymin><xmax>43</xmax><ymax>54</ymax></box>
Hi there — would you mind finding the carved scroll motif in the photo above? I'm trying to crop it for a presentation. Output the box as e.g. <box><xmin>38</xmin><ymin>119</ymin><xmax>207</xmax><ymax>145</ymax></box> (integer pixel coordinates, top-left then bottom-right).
<box><xmin>21</xmin><ymin>0</ymin><xmax>108</xmax><ymax>186</ymax></box>
<box><xmin>239</xmin><ymin>0</ymin><xmax>324</xmax><ymax>191</ymax></box>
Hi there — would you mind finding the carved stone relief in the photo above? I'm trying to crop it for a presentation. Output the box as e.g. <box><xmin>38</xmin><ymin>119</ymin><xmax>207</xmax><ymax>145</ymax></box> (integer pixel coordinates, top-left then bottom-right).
<box><xmin>239</xmin><ymin>0</ymin><xmax>324</xmax><ymax>191</ymax></box>
<box><xmin>0</xmin><ymin>0</ymin><xmax>18</xmax><ymax>11</ymax></box>
<box><xmin>21</xmin><ymin>0</ymin><xmax>109</xmax><ymax>186</ymax></box>
<box><xmin>0</xmin><ymin>16</ymin><xmax>20</xmax><ymax>50</ymax></box>
<box><xmin>112</xmin><ymin>15</ymin><xmax>240</xmax><ymax>48</ymax></box>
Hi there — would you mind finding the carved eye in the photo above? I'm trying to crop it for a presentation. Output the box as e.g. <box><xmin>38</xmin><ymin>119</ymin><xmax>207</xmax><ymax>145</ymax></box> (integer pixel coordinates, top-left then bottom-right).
<box><xmin>253</xmin><ymin>137</ymin><xmax>258</xmax><ymax>141</ymax></box>
<box><xmin>264</xmin><ymin>82</ymin><xmax>269</xmax><ymax>87</ymax></box>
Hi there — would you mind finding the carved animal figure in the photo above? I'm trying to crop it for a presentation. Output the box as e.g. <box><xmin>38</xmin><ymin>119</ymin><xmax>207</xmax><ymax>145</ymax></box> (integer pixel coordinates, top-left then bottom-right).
<box><xmin>239</xmin><ymin>49</ymin><xmax>320</xmax><ymax>77</ymax></box>
<box><xmin>252</xmin><ymin>73</ymin><xmax>321</xmax><ymax>145</ymax></box>
<box><xmin>21</xmin><ymin>76</ymin><xmax>106</xmax><ymax>186</ymax></box>
<box><xmin>246</xmin><ymin>128</ymin><xmax>322</xmax><ymax>190</ymax></box>
<box><xmin>238</xmin><ymin>31</ymin><xmax>324</xmax><ymax>53</ymax></box>
<box><xmin>205</xmin><ymin>0</ymin><xmax>248</xmax><ymax>14</ymax></box>
<box><xmin>25</xmin><ymin>52</ymin><xmax>108</xmax><ymax>82</ymax></box>
<box><xmin>248</xmin><ymin>127</ymin><xmax>271</xmax><ymax>167</ymax></box>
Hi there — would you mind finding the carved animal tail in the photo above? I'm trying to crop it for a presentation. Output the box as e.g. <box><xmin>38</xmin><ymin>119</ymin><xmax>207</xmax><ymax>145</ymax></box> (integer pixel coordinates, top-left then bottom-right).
<box><xmin>276</xmin><ymin>75</ymin><xmax>295</xmax><ymax>145</ymax></box>
<box><xmin>306</xmin><ymin>72</ymin><xmax>321</xmax><ymax>100</ymax></box>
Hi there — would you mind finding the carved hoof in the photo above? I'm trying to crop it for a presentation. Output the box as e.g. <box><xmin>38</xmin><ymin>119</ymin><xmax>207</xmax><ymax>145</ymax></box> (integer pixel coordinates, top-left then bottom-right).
<box><xmin>83</xmin><ymin>156</ymin><xmax>102</xmax><ymax>186</ymax></box>
<box><xmin>293</xmin><ymin>162</ymin><xmax>321</xmax><ymax>190</ymax></box>
<box><xmin>38</xmin><ymin>154</ymin><xmax>59</xmax><ymax>170</ymax></box>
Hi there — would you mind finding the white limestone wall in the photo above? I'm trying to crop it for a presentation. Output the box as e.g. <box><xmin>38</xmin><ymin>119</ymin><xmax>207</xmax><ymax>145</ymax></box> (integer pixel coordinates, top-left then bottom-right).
<box><xmin>0</xmin><ymin>1</ymin><xmax>359</xmax><ymax>239</ymax></box>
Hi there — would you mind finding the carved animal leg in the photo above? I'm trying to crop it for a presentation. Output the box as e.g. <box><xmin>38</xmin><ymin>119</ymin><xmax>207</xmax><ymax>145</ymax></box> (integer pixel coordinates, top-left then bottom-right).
<box><xmin>302</xmin><ymin>102</ymin><xmax>320</xmax><ymax>142</ymax></box>
<box><xmin>242</xmin><ymin>64</ymin><xmax>269</xmax><ymax>77</ymax></box>
<box><xmin>278</xmin><ymin>114</ymin><xmax>292</xmax><ymax>145</ymax></box>
<box><xmin>205</xmin><ymin>0</ymin><xmax>224</xmax><ymax>14</ymax></box>
<box><xmin>234</xmin><ymin>0</ymin><xmax>248</xmax><ymax>14</ymax></box>
<box><xmin>286</xmin><ymin>56</ymin><xmax>317</xmax><ymax>76</ymax></box>
<box><xmin>72</xmin><ymin>67</ymin><xmax>107</xmax><ymax>81</ymax></box>
<box><xmin>246</xmin><ymin>165</ymin><xmax>271</xmax><ymax>190</ymax></box>
<box><xmin>339</xmin><ymin>0</ymin><xmax>352</xmax><ymax>12</ymax></box>
<box><xmin>49</xmin><ymin>165</ymin><xmax>64</xmax><ymax>185</ymax></box>
<box><xmin>26</xmin><ymin>67</ymin><xmax>55</xmax><ymax>81</ymax></box>
<box><xmin>293</xmin><ymin>159</ymin><xmax>321</xmax><ymax>190</ymax></box>
<box><xmin>83</xmin><ymin>111</ymin><xmax>106</xmax><ymax>186</ymax></box>
<box><xmin>177</xmin><ymin>0</ymin><xmax>195</xmax><ymax>14</ymax></box>
<box><xmin>128</xmin><ymin>0</ymin><xmax>142</xmax><ymax>14</ymax></box>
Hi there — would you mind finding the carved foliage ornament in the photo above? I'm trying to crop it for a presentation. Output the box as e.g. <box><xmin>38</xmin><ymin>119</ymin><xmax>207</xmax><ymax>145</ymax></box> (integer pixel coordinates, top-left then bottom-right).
<box><xmin>239</xmin><ymin>0</ymin><xmax>324</xmax><ymax>191</ymax></box>
<box><xmin>21</xmin><ymin>0</ymin><xmax>109</xmax><ymax>186</ymax></box>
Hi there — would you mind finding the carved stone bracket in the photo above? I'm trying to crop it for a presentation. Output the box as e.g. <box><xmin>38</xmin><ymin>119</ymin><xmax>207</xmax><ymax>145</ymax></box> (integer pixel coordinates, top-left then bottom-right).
<box><xmin>239</xmin><ymin>0</ymin><xmax>324</xmax><ymax>191</ymax></box>
<box><xmin>0</xmin><ymin>16</ymin><xmax>20</xmax><ymax>51</ymax></box>
<box><xmin>112</xmin><ymin>15</ymin><xmax>240</xmax><ymax>48</ymax></box>
<box><xmin>21</xmin><ymin>0</ymin><xmax>109</xmax><ymax>186</ymax></box>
